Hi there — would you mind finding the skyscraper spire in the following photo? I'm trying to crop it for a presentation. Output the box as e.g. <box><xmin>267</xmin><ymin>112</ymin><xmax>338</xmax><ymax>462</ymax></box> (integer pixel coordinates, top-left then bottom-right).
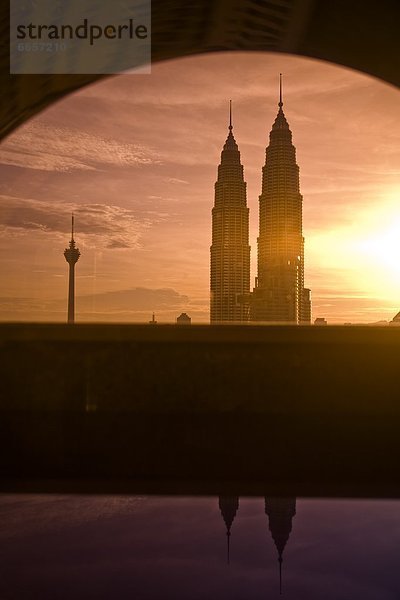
<box><xmin>210</xmin><ymin>105</ymin><xmax>250</xmax><ymax>322</ymax></box>
<box><xmin>250</xmin><ymin>77</ymin><xmax>311</xmax><ymax>323</ymax></box>
<box><xmin>64</xmin><ymin>213</ymin><xmax>80</xmax><ymax>323</ymax></box>
<box><xmin>391</xmin><ymin>310</ymin><xmax>400</xmax><ymax>324</ymax></box>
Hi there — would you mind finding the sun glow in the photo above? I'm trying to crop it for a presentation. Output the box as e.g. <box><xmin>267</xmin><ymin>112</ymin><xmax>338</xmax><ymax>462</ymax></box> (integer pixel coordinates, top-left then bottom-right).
<box><xmin>352</xmin><ymin>192</ymin><xmax>400</xmax><ymax>292</ymax></box>
<box><xmin>309</xmin><ymin>190</ymin><xmax>400</xmax><ymax>301</ymax></box>
<box><xmin>356</xmin><ymin>219</ymin><xmax>400</xmax><ymax>277</ymax></box>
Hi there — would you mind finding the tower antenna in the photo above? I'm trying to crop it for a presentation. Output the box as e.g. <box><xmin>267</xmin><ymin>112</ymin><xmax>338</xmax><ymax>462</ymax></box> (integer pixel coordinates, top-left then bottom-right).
<box><xmin>279</xmin><ymin>73</ymin><xmax>283</xmax><ymax>108</ymax></box>
<box><xmin>229</xmin><ymin>99</ymin><xmax>233</xmax><ymax>130</ymax></box>
<box><xmin>64</xmin><ymin>214</ymin><xmax>80</xmax><ymax>323</ymax></box>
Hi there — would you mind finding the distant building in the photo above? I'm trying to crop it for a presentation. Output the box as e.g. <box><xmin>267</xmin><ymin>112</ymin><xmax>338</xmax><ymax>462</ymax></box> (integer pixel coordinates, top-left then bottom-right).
<box><xmin>149</xmin><ymin>313</ymin><xmax>157</xmax><ymax>324</ymax></box>
<box><xmin>177</xmin><ymin>312</ymin><xmax>191</xmax><ymax>325</ymax></box>
<box><xmin>314</xmin><ymin>317</ymin><xmax>327</xmax><ymax>326</ymax></box>
<box><xmin>301</xmin><ymin>289</ymin><xmax>312</xmax><ymax>323</ymax></box>
<box><xmin>390</xmin><ymin>311</ymin><xmax>400</xmax><ymax>325</ymax></box>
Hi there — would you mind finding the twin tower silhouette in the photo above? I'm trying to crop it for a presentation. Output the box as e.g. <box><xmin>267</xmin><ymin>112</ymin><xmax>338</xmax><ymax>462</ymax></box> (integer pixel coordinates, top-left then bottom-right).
<box><xmin>219</xmin><ymin>496</ymin><xmax>296</xmax><ymax>595</ymax></box>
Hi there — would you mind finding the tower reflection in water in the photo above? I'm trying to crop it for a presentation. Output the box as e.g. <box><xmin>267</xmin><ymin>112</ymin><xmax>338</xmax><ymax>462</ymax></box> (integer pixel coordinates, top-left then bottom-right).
<box><xmin>219</xmin><ymin>496</ymin><xmax>240</xmax><ymax>564</ymax></box>
<box><xmin>219</xmin><ymin>496</ymin><xmax>296</xmax><ymax>594</ymax></box>
<box><xmin>265</xmin><ymin>498</ymin><xmax>296</xmax><ymax>595</ymax></box>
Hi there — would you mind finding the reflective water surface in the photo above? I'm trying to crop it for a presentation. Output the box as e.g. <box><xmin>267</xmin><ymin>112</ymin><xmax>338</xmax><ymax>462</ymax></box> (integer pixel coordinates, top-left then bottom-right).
<box><xmin>0</xmin><ymin>495</ymin><xmax>399</xmax><ymax>599</ymax></box>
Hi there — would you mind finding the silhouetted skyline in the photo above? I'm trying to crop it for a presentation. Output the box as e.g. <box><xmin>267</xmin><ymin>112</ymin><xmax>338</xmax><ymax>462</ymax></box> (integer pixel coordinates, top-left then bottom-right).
<box><xmin>0</xmin><ymin>53</ymin><xmax>399</xmax><ymax>323</ymax></box>
<box><xmin>211</xmin><ymin>78</ymin><xmax>312</xmax><ymax>324</ymax></box>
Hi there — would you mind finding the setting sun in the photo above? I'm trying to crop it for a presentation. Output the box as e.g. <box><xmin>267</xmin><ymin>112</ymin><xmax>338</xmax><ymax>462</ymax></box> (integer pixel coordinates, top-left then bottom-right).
<box><xmin>356</xmin><ymin>193</ymin><xmax>400</xmax><ymax>279</ymax></box>
<box><xmin>308</xmin><ymin>190</ymin><xmax>400</xmax><ymax>313</ymax></box>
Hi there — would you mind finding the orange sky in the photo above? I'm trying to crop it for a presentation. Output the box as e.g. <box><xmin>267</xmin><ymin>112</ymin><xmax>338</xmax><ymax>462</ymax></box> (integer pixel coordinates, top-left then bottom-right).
<box><xmin>0</xmin><ymin>52</ymin><xmax>399</xmax><ymax>323</ymax></box>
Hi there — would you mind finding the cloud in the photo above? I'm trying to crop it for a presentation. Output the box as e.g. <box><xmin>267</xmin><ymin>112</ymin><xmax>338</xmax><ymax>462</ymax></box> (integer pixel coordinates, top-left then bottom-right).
<box><xmin>311</xmin><ymin>294</ymin><xmax>398</xmax><ymax>323</ymax></box>
<box><xmin>77</xmin><ymin>287</ymin><xmax>189</xmax><ymax>312</ymax></box>
<box><xmin>79</xmin><ymin>52</ymin><xmax>372</xmax><ymax>111</ymax></box>
<box><xmin>0</xmin><ymin>121</ymin><xmax>160</xmax><ymax>172</ymax></box>
<box><xmin>0</xmin><ymin>195</ymin><xmax>159</xmax><ymax>250</ymax></box>
<box><xmin>164</xmin><ymin>177</ymin><xmax>189</xmax><ymax>185</ymax></box>
<box><xmin>0</xmin><ymin>287</ymin><xmax>190</xmax><ymax>322</ymax></box>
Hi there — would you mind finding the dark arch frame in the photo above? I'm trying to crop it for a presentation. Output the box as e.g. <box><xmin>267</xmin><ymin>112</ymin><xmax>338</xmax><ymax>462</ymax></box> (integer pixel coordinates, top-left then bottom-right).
<box><xmin>1</xmin><ymin>0</ymin><xmax>400</xmax><ymax>495</ymax></box>
<box><xmin>1</xmin><ymin>0</ymin><xmax>399</xmax><ymax>139</ymax></box>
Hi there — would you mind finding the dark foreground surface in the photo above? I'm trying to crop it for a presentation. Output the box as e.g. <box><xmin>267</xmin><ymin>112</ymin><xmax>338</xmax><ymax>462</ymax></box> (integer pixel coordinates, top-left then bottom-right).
<box><xmin>2</xmin><ymin>325</ymin><xmax>400</xmax><ymax>597</ymax></box>
<box><xmin>0</xmin><ymin>493</ymin><xmax>399</xmax><ymax>599</ymax></box>
<box><xmin>1</xmin><ymin>324</ymin><xmax>400</xmax><ymax>496</ymax></box>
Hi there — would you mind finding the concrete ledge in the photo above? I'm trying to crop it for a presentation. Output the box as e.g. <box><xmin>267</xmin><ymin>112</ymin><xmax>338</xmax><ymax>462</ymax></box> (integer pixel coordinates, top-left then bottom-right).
<box><xmin>1</xmin><ymin>324</ymin><xmax>399</xmax><ymax>491</ymax></box>
<box><xmin>1</xmin><ymin>323</ymin><xmax>399</xmax><ymax>414</ymax></box>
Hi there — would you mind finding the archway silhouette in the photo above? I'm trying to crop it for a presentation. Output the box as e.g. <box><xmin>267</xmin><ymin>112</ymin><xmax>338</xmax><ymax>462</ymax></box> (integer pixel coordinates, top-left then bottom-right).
<box><xmin>1</xmin><ymin>0</ymin><xmax>399</xmax><ymax>139</ymax></box>
<box><xmin>0</xmin><ymin>0</ymin><xmax>400</xmax><ymax>495</ymax></box>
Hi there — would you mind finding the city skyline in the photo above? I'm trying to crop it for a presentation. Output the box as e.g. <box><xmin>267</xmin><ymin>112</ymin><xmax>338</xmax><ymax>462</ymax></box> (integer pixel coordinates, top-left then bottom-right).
<box><xmin>211</xmin><ymin>77</ymin><xmax>312</xmax><ymax>325</ymax></box>
<box><xmin>0</xmin><ymin>52</ymin><xmax>399</xmax><ymax>323</ymax></box>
